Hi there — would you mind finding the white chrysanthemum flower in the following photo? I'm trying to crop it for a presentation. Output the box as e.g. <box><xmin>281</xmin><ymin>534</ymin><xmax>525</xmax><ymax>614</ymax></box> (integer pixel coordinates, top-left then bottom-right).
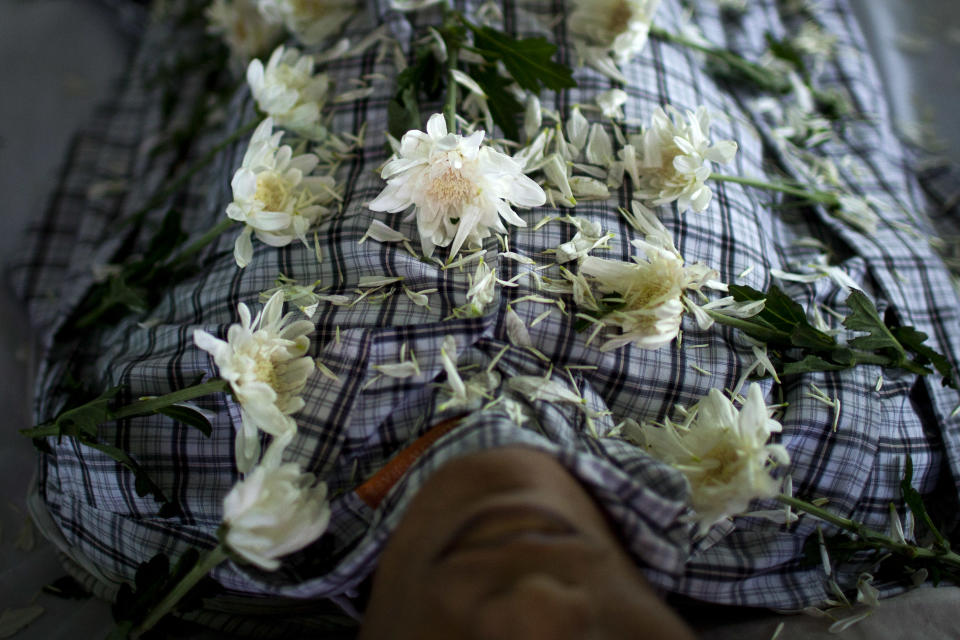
<box><xmin>222</xmin><ymin>435</ymin><xmax>330</xmax><ymax>570</ymax></box>
<box><xmin>579</xmin><ymin>251</ymin><xmax>686</xmax><ymax>351</ymax></box>
<box><xmin>637</xmin><ymin>383</ymin><xmax>790</xmax><ymax>533</ymax></box>
<box><xmin>206</xmin><ymin>0</ymin><xmax>283</xmax><ymax>68</ymax></box>
<box><xmin>631</xmin><ymin>105</ymin><xmax>738</xmax><ymax>213</ymax></box>
<box><xmin>256</xmin><ymin>0</ymin><xmax>355</xmax><ymax>47</ymax></box>
<box><xmin>194</xmin><ymin>290</ymin><xmax>315</xmax><ymax>472</ymax></box>
<box><xmin>578</xmin><ymin>226</ymin><xmax>725</xmax><ymax>350</ymax></box>
<box><xmin>369</xmin><ymin>113</ymin><xmax>546</xmax><ymax>258</ymax></box>
<box><xmin>568</xmin><ymin>0</ymin><xmax>662</xmax><ymax>62</ymax></box>
<box><xmin>227</xmin><ymin>118</ymin><xmax>335</xmax><ymax>267</ymax></box>
<box><xmin>247</xmin><ymin>46</ymin><xmax>331</xmax><ymax>140</ymax></box>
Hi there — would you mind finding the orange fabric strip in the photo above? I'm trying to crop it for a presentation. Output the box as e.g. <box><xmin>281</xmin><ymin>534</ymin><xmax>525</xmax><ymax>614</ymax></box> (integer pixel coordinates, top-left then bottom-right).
<box><xmin>355</xmin><ymin>415</ymin><xmax>464</xmax><ymax>508</ymax></box>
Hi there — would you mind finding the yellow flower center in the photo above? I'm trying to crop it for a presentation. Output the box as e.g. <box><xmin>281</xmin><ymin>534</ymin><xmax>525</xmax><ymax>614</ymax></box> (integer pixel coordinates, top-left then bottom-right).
<box><xmin>427</xmin><ymin>168</ymin><xmax>475</xmax><ymax>210</ymax></box>
<box><xmin>254</xmin><ymin>356</ymin><xmax>282</xmax><ymax>394</ymax></box>
<box><xmin>621</xmin><ymin>259</ymin><xmax>684</xmax><ymax>309</ymax></box>
<box><xmin>607</xmin><ymin>0</ymin><xmax>632</xmax><ymax>35</ymax></box>
<box><xmin>624</xmin><ymin>277</ymin><xmax>672</xmax><ymax>309</ymax></box>
<box><xmin>696</xmin><ymin>439</ymin><xmax>743</xmax><ymax>487</ymax></box>
<box><xmin>256</xmin><ymin>173</ymin><xmax>290</xmax><ymax>212</ymax></box>
<box><xmin>292</xmin><ymin>0</ymin><xmax>328</xmax><ymax>19</ymax></box>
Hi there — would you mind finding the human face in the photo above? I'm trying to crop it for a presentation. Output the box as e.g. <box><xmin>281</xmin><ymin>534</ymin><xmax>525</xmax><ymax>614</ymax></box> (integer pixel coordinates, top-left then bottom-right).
<box><xmin>358</xmin><ymin>447</ymin><xmax>697</xmax><ymax>640</ymax></box>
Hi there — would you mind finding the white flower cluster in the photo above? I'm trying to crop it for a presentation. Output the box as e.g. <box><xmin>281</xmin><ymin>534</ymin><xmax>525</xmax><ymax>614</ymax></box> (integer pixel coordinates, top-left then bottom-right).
<box><xmin>247</xmin><ymin>46</ymin><xmax>332</xmax><ymax>141</ymax></box>
<box><xmin>221</xmin><ymin>431</ymin><xmax>331</xmax><ymax>570</ymax></box>
<box><xmin>205</xmin><ymin>0</ymin><xmax>283</xmax><ymax>67</ymax></box>
<box><xmin>194</xmin><ymin>290</ymin><xmax>315</xmax><ymax>472</ymax></box>
<box><xmin>196</xmin><ymin>292</ymin><xmax>330</xmax><ymax>570</ymax></box>
<box><xmin>369</xmin><ymin>113</ymin><xmax>546</xmax><ymax>258</ymax></box>
<box><xmin>256</xmin><ymin>0</ymin><xmax>355</xmax><ymax>47</ymax></box>
<box><xmin>569</xmin><ymin>0</ymin><xmax>662</xmax><ymax>62</ymax></box>
<box><xmin>227</xmin><ymin>118</ymin><xmax>337</xmax><ymax>268</ymax></box>
<box><xmin>632</xmin><ymin>383</ymin><xmax>790</xmax><ymax>533</ymax></box>
<box><xmin>629</xmin><ymin>105</ymin><xmax>738</xmax><ymax>213</ymax></box>
<box><xmin>568</xmin><ymin>201</ymin><xmax>757</xmax><ymax>351</ymax></box>
<box><xmin>515</xmin><ymin>98</ymin><xmax>735</xmax><ymax>216</ymax></box>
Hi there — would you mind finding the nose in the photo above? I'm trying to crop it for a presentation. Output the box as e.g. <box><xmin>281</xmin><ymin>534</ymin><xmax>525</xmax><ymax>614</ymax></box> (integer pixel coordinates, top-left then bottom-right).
<box><xmin>473</xmin><ymin>574</ymin><xmax>596</xmax><ymax>640</ymax></box>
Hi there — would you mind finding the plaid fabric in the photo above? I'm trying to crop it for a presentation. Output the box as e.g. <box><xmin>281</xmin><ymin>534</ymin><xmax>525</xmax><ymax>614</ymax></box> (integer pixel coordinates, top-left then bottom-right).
<box><xmin>9</xmin><ymin>0</ymin><xmax>960</xmax><ymax>633</ymax></box>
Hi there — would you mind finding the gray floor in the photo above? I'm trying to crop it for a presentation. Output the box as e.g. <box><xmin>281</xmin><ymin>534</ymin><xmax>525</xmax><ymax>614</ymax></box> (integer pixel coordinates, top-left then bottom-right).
<box><xmin>0</xmin><ymin>1</ymin><xmax>958</xmax><ymax>638</ymax></box>
<box><xmin>0</xmin><ymin>2</ymin><xmax>129</xmax><ymax>636</ymax></box>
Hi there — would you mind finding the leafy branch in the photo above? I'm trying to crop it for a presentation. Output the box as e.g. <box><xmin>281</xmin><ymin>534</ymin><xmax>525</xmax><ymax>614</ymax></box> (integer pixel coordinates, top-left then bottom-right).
<box><xmin>61</xmin><ymin>116</ymin><xmax>258</xmax><ymax>340</ymax></box>
<box><xmin>21</xmin><ymin>379</ymin><xmax>228</xmax><ymax>510</ymax></box>
<box><xmin>108</xmin><ymin>549</ymin><xmax>225</xmax><ymax>640</ymax></box>
<box><xmin>649</xmin><ymin>25</ymin><xmax>852</xmax><ymax>121</ymax></box>
<box><xmin>788</xmin><ymin>455</ymin><xmax>960</xmax><ymax>587</ymax></box>
<box><xmin>707</xmin><ymin>284</ymin><xmax>957</xmax><ymax>387</ymax></box>
<box><xmin>387</xmin><ymin>10</ymin><xmax>575</xmax><ymax>140</ymax></box>
<box><xmin>67</xmin><ymin>211</ymin><xmax>235</xmax><ymax>336</ymax></box>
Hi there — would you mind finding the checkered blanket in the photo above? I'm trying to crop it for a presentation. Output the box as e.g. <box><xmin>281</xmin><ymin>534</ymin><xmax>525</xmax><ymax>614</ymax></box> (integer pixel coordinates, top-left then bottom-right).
<box><xmin>10</xmin><ymin>0</ymin><xmax>960</xmax><ymax>634</ymax></box>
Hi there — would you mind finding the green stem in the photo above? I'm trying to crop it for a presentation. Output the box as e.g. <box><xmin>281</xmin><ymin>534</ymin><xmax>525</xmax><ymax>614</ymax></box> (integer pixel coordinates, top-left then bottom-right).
<box><xmin>649</xmin><ymin>25</ymin><xmax>713</xmax><ymax>55</ymax></box>
<box><xmin>442</xmin><ymin>7</ymin><xmax>459</xmax><ymax>133</ymax></box>
<box><xmin>777</xmin><ymin>494</ymin><xmax>960</xmax><ymax>568</ymax></box>
<box><xmin>704</xmin><ymin>310</ymin><xmax>788</xmax><ymax>344</ymax></box>
<box><xmin>649</xmin><ymin>25</ymin><xmax>791</xmax><ymax>95</ymax></box>
<box><xmin>847</xmin><ymin>351</ymin><xmax>894</xmax><ymax>367</ymax></box>
<box><xmin>21</xmin><ymin>424</ymin><xmax>59</xmax><ymax>439</ymax></box>
<box><xmin>170</xmin><ymin>217</ymin><xmax>236</xmax><ymax>268</ymax></box>
<box><xmin>132</xmin><ymin>545</ymin><xmax>229</xmax><ymax>638</ymax></box>
<box><xmin>122</xmin><ymin>119</ymin><xmax>260</xmax><ymax>229</ymax></box>
<box><xmin>112</xmin><ymin>379</ymin><xmax>230</xmax><ymax>421</ymax></box>
<box><xmin>710</xmin><ymin>173</ymin><xmax>839</xmax><ymax>206</ymax></box>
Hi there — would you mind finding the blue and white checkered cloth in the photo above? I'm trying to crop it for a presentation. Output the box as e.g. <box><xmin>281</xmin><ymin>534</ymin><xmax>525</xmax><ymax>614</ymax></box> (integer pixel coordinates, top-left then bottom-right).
<box><xmin>10</xmin><ymin>0</ymin><xmax>960</xmax><ymax>634</ymax></box>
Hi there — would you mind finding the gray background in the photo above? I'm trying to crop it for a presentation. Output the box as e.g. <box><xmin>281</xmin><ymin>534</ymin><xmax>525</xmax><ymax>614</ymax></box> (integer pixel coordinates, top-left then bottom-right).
<box><xmin>0</xmin><ymin>1</ymin><xmax>958</xmax><ymax>637</ymax></box>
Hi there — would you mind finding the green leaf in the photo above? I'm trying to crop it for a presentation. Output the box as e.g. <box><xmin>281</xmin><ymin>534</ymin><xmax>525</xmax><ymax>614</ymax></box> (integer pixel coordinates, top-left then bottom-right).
<box><xmin>791</xmin><ymin>322</ymin><xmax>838</xmax><ymax>351</ymax></box>
<box><xmin>468</xmin><ymin>25</ymin><xmax>576</xmax><ymax>93</ymax></box>
<box><xmin>387</xmin><ymin>89</ymin><xmax>421</xmax><ymax>142</ymax></box>
<box><xmin>387</xmin><ymin>51</ymin><xmax>443</xmax><ymax>140</ymax></box>
<box><xmin>157</xmin><ymin>404</ymin><xmax>213</xmax><ymax>437</ymax></box>
<box><xmin>781</xmin><ymin>354</ymin><xmax>848</xmax><ymax>376</ymax></box>
<box><xmin>110</xmin><ymin>549</ymin><xmax>221</xmax><ymax>639</ymax></box>
<box><xmin>22</xmin><ymin>386</ymin><xmax>123</xmax><ymax>440</ymax></box>
<box><xmin>843</xmin><ymin>290</ymin><xmax>905</xmax><ymax>355</ymax></box>
<box><xmin>728</xmin><ymin>284</ymin><xmax>832</xmax><ymax>348</ymax></box>
<box><xmin>891</xmin><ymin>325</ymin><xmax>958</xmax><ymax>389</ymax></box>
<box><xmin>764</xmin><ymin>32</ymin><xmax>806</xmax><ymax>74</ymax></box>
<box><xmin>469</xmin><ymin>64</ymin><xmax>523</xmax><ymax>141</ymax></box>
<box><xmin>142</xmin><ymin>209</ymin><xmax>188</xmax><ymax>268</ymax></box>
<box><xmin>900</xmin><ymin>454</ymin><xmax>951</xmax><ymax>551</ymax></box>
<box><xmin>79</xmin><ymin>436</ymin><xmax>172</xmax><ymax>506</ymax></box>
<box><xmin>704</xmin><ymin>50</ymin><xmax>792</xmax><ymax>95</ymax></box>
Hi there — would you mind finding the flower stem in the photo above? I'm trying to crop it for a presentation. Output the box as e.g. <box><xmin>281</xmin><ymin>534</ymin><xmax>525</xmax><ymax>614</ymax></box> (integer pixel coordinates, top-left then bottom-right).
<box><xmin>132</xmin><ymin>545</ymin><xmax>229</xmax><ymax>638</ymax></box>
<box><xmin>649</xmin><ymin>25</ymin><xmax>791</xmax><ymax>95</ymax></box>
<box><xmin>122</xmin><ymin>118</ymin><xmax>260</xmax><ymax>230</ymax></box>
<box><xmin>170</xmin><ymin>217</ymin><xmax>236</xmax><ymax>268</ymax></box>
<box><xmin>649</xmin><ymin>25</ymin><xmax>712</xmax><ymax>55</ymax></box>
<box><xmin>710</xmin><ymin>173</ymin><xmax>839</xmax><ymax>206</ymax></box>
<box><xmin>442</xmin><ymin>7</ymin><xmax>460</xmax><ymax>133</ymax></box>
<box><xmin>777</xmin><ymin>494</ymin><xmax>960</xmax><ymax>569</ymax></box>
<box><xmin>112</xmin><ymin>378</ymin><xmax>230</xmax><ymax>421</ymax></box>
